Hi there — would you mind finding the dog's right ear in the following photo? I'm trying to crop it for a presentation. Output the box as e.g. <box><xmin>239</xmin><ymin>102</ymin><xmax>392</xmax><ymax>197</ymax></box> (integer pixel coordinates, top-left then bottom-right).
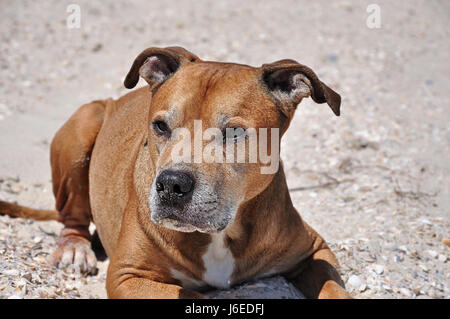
<box><xmin>262</xmin><ymin>59</ymin><xmax>341</xmax><ymax>116</ymax></box>
<box><xmin>124</xmin><ymin>47</ymin><xmax>200</xmax><ymax>89</ymax></box>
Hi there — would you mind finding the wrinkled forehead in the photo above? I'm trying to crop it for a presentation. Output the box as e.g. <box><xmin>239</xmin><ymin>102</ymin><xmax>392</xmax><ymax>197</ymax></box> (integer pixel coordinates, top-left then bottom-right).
<box><xmin>150</xmin><ymin>62</ymin><xmax>279</xmax><ymax>128</ymax></box>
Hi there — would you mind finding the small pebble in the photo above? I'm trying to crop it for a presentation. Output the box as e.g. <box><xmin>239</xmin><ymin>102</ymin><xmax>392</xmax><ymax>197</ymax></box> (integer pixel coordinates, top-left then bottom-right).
<box><xmin>92</xmin><ymin>43</ymin><xmax>103</xmax><ymax>52</ymax></box>
<box><xmin>382</xmin><ymin>284</ymin><xmax>393</xmax><ymax>292</ymax></box>
<box><xmin>399</xmin><ymin>288</ymin><xmax>415</xmax><ymax>298</ymax></box>
<box><xmin>373</xmin><ymin>264</ymin><xmax>384</xmax><ymax>275</ymax></box>
<box><xmin>398</xmin><ymin>245</ymin><xmax>408</xmax><ymax>253</ymax></box>
<box><xmin>427</xmin><ymin>250</ymin><xmax>438</xmax><ymax>258</ymax></box>
<box><xmin>419</xmin><ymin>264</ymin><xmax>429</xmax><ymax>272</ymax></box>
<box><xmin>411</xmin><ymin>287</ymin><xmax>422</xmax><ymax>295</ymax></box>
<box><xmin>419</xmin><ymin>218</ymin><xmax>432</xmax><ymax>225</ymax></box>
<box><xmin>347</xmin><ymin>275</ymin><xmax>363</xmax><ymax>288</ymax></box>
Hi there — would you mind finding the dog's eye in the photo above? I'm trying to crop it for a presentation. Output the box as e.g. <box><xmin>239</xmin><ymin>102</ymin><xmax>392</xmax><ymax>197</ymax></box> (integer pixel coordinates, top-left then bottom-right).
<box><xmin>224</xmin><ymin>127</ymin><xmax>247</xmax><ymax>142</ymax></box>
<box><xmin>152</xmin><ymin>120</ymin><xmax>170</xmax><ymax>136</ymax></box>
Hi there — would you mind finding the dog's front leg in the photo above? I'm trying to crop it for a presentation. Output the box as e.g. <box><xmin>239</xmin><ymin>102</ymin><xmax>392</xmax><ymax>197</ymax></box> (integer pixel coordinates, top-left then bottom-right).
<box><xmin>105</xmin><ymin>215</ymin><xmax>204</xmax><ymax>299</ymax></box>
<box><xmin>285</xmin><ymin>244</ymin><xmax>351</xmax><ymax>299</ymax></box>
<box><xmin>106</xmin><ymin>265</ymin><xmax>203</xmax><ymax>299</ymax></box>
<box><xmin>49</xmin><ymin>101</ymin><xmax>106</xmax><ymax>274</ymax></box>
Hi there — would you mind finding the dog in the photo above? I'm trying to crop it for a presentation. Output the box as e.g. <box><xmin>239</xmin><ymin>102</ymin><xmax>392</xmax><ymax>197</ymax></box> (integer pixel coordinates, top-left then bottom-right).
<box><xmin>0</xmin><ymin>46</ymin><xmax>350</xmax><ymax>298</ymax></box>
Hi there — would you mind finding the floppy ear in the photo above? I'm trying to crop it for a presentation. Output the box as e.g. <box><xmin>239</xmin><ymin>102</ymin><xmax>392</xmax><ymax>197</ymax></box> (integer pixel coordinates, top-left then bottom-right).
<box><xmin>262</xmin><ymin>59</ymin><xmax>341</xmax><ymax>116</ymax></box>
<box><xmin>124</xmin><ymin>46</ymin><xmax>200</xmax><ymax>89</ymax></box>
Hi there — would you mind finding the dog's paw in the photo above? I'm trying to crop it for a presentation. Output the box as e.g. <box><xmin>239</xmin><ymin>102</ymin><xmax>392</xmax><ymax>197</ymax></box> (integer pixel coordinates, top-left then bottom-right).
<box><xmin>49</xmin><ymin>228</ymin><xmax>97</xmax><ymax>275</ymax></box>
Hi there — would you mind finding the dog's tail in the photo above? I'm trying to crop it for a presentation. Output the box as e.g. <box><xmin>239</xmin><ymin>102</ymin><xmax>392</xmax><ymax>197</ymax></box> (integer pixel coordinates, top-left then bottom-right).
<box><xmin>0</xmin><ymin>200</ymin><xmax>58</xmax><ymax>221</ymax></box>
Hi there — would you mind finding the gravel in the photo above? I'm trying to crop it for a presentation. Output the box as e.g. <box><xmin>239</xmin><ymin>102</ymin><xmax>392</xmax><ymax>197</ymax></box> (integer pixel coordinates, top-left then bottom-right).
<box><xmin>0</xmin><ymin>0</ymin><xmax>449</xmax><ymax>299</ymax></box>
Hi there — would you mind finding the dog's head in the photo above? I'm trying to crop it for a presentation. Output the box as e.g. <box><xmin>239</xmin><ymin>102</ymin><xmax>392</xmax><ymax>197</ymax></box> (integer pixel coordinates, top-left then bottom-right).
<box><xmin>124</xmin><ymin>46</ymin><xmax>340</xmax><ymax>233</ymax></box>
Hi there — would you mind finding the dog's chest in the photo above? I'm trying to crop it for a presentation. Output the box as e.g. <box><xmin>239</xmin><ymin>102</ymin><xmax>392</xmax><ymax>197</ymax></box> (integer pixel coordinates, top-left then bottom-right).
<box><xmin>202</xmin><ymin>232</ymin><xmax>235</xmax><ymax>289</ymax></box>
<box><xmin>171</xmin><ymin>232</ymin><xmax>235</xmax><ymax>290</ymax></box>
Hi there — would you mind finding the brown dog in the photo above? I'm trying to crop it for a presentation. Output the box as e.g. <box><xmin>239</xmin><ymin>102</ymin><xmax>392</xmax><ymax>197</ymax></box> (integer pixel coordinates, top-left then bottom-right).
<box><xmin>0</xmin><ymin>46</ymin><xmax>350</xmax><ymax>299</ymax></box>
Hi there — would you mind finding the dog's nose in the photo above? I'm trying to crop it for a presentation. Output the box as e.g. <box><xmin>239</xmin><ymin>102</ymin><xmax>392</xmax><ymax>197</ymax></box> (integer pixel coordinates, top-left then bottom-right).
<box><xmin>155</xmin><ymin>170</ymin><xmax>195</xmax><ymax>206</ymax></box>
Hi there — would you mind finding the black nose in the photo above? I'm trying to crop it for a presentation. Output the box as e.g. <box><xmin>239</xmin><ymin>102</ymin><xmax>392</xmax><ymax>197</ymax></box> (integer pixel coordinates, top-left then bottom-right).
<box><xmin>155</xmin><ymin>170</ymin><xmax>195</xmax><ymax>207</ymax></box>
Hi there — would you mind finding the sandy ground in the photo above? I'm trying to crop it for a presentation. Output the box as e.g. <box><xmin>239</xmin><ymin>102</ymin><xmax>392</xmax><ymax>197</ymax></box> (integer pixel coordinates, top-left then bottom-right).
<box><xmin>0</xmin><ymin>0</ymin><xmax>448</xmax><ymax>299</ymax></box>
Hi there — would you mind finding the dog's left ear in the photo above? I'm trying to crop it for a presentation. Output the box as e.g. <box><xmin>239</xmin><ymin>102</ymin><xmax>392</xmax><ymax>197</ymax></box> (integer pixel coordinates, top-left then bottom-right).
<box><xmin>262</xmin><ymin>59</ymin><xmax>341</xmax><ymax>116</ymax></box>
<box><xmin>124</xmin><ymin>46</ymin><xmax>200</xmax><ymax>89</ymax></box>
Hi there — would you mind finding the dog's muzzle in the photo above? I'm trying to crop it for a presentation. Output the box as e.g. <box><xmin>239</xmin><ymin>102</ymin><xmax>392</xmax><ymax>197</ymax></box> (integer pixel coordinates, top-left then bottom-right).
<box><xmin>150</xmin><ymin>168</ymin><xmax>238</xmax><ymax>233</ymax></box>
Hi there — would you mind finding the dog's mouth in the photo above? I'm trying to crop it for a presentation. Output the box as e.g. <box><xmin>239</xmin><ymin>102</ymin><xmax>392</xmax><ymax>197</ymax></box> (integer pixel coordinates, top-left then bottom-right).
<box><xmin>151</xmin><ymin>212</ymin><xmax>228</xmax><ymax>233</ymax></box>
<box><xmin>151</xmin><ymin>215</ymin><xmax>200</xmax><ymax>232</ymax></box>
<box><xmin>156</xmin><ymin>219</ymin><xmax>225</xmax><ymax>233</ymax></box>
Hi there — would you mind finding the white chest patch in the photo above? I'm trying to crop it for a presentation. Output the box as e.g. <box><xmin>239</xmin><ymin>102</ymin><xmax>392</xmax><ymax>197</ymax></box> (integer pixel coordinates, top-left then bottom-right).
<box><xmin>170</xmin><ymin>268</ymin><xmax>205</xmax><ymax>290</ymax></box>
<box><xmin>202</xmin><ymin>232</ymin><xmax>235</xmax><ymax>289</ymax></box>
